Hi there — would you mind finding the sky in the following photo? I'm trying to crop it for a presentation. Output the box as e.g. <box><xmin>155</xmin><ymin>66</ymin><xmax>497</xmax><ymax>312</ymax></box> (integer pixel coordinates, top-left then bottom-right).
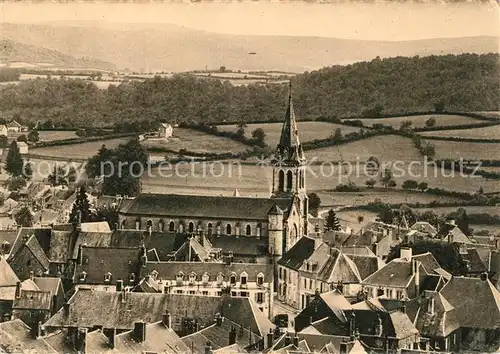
<box><xmin>1</xmin><ymin>2</ymin><xmax>498</xmax><ymax>41</ymax></box>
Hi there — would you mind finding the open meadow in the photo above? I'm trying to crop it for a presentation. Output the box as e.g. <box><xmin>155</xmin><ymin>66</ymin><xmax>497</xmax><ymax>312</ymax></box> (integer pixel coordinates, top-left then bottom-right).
<box><xmin>342</xmin><ymin>114</ymin><xmax>481</xmax><ymax>128</ymax></box>
<box><xmin>29</xmin><ymin>138</ymin><xmax>128</xmax><ymax>160</ymax></box>
<box><xmin>419</xmin><ymin>124</ymin><xmax>500</xmax><ymax>140</ymax></box>
<box><xmin>422</xmin><ymin>140</ymin><xmax>500</xmax><ymax>160</ymax></box>
<box><xmin>141</xmin><ymin>128</ymin><xmax>248</xmax><ymax>154</ymax></box>
<box><xmin>38</xmin><ymin>130</ymin><xmax>79</xmax><ymax>141</ymax></box>
<box><xmin>217</xmin><ymin>121</ymin><xmax>362</xmax><ymax>147</ymax></box>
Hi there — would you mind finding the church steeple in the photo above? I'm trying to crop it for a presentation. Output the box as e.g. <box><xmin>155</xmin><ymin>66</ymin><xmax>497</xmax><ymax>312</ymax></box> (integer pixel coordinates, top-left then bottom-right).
<box><xmin>276</xmin><ymin>80</ymin><xmax>305</xmax><ymax>164</ymax></box>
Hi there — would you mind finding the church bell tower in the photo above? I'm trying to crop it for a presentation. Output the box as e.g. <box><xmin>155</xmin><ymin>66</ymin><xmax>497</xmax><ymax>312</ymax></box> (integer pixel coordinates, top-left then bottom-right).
<box><xmin>271</xmin><ymin>81</ymin><xmax>309</xmax><ymax>233</ymax></box>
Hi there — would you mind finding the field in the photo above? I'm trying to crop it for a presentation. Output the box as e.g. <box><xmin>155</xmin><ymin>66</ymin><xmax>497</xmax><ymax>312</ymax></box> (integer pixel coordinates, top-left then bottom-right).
<box><xmin>29</xmin><ymin>138</ymin><xmax>128</xmax><ymax>160</ymax></box>
<box><xmin>0</xmin><ymin>158</ymin><xmax>84</xmax><ymax>182</ymax></box>
<box><xmin>422</xmin><ymin>140</ymin><xmax>500</xmax><ymax>160</ymax></box>
<box><xmin>473</xmin><ymin>111</ymin><xmax>500</xmax><ymax>119</ymax></box>
<box><xmin>217</xmin><ymin>122</ymin><xmax>362</xmax><ymax>147</ymax></box>
<box><xmin>343</xmin><ymin>114</ymin><xmax>480</xmax><ymax>128</ymax></box>
<box><xmin>38</xmin><ymin>130</ymin><xmax>79</xmax><ymax>141</ymax></box>
<box><xmin>419</xmin><ymin>125</ymin><xmax>500</xmax><ymax>140</ymax></box>
<box><xmin>141</xmin><ymin>128</ymin><xmax>248</xmax><ymax>154</ymax></box>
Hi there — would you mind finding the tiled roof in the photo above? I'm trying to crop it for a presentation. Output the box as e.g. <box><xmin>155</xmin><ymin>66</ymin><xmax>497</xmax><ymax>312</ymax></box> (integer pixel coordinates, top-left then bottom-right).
<box><xmin>47</xmin><ymin>230</ymin><xmax>72</xmax><ymax>263</ymax></box>
<box><xmin>319</xmin><ymin>291</ymin><xmax>352</xmax><ymax>312</ymax></box>
<box><xmin>461</xmin><ymin>248</ymin><xmax>487</xmax><ymax>273</ymax></box>
<box><xmin>111</xmin><ymin>229</ymin><xmax>188</xmax><ymax>261</ymax></box>
<box><xmin>414</xmin><ymin>292</ymin><xmax>460</xmax><ymax>338</ymax></box>
<box><xmin>74</xmin><ymin>246</ymin><xmax>141</xmax><ymax>285</ymax></box>
<box><xmin>145</xmin><ymin>261</ymin><xmax>273</xmax><ymax>283</ymax></box>
<box><xmin>341</xmin><ymin>246</ymin><xmax>376</xmax><ymax>257</ymax></box>
<box><xmin>182</xmin><ymin>319</ymin><xmax>257</xmax><ymax>353</ymax></box>
<box><xmin>85</xmin><ymin>322</ymin><xmax>191</xmax><ymax>354</ymax></box>
<box><xmin>362</xmin><ymin>258</ymin><xmax>417</xmax><ymax>288</ymax></box>
<box><xmin>347</xmin><ymin>254</ymin><xmax>381</xmax><ymax>281</ymax></box>
<box><xmin>308</xmin><ymin>317</ymin><xmax>350</xmax><ymax>337</ymax></box>
<box><xmin>0</xmin><ymin>319</ymin><xmax>57</xmax><ymax>353</ymax></box>
<box><xmin>33</xmin><ymin>277</ymin><xmax>63</xmax><ymax>296</ymax></box>
<box><xmin>11</xmin><ymin>235</ymin><xmax>50</xmax><ymax>270</ymax></box>
<box><xmin>13</xmin><ymin>289</ymin><xmax>52</xmax><ymax>310</ymax></box>
<box><xmin>21</xmin><ymin>278</ymin><xmax>40</xmax><ymax>291</ymax></box>
<box><xmin>440</xmin><ymin>276</ymin><xmax>500</xmax><ymax>329</ymax></box>
<box><xmin>70</xmin><ymin>231</ymin><xmax>113</xmax><ymax>259</ymax></box>
<box><xmin>44</xmin><ymin>289</ymin><xmax>268</xmax><ymax>334</ymax></box>
<box><xmin>316</xmin><ymin>250</ymin><xmax>361</xmax><ymax>284</ymax></box>
<box><xmin>0</xmin><ymin>230</ymin><xmax>18</xmax><ymax>247</ymax></box>
<box><xmin>80</xmin><ymin>222</ymin><xmax>111</xmax><ymax>233</ymax></box>
<box><xmin>411</xmin><ymin>252</ymin><xmax>443</xmax><ymax>276</ymax></box>
<box><xmin>120</xmin><ymin>193</ymin><xmax>292</xmax><ymax>221</ymax></box>
<box><xmin>213</xmin><ymin>343</ymin><xmax>248</xmax><ymax>354</ymax></box>
<box><xmin>10</xmin><ymin>227</ymin><xmax>52</xmax><ymax>259</ymax></box>
<box><xmin>42</xmin><ymin>330</ymin><xmax>77</xmax><ymax>354</ymax></box>
<box><xmin>410</xmin><ymin>222</ymin><xmax>437</xmax><ymax>235</ymax></box>
<box><xmin>0</xmin><ymin>255</ymin><xmax>19</xmax><ymax>286</ymax></box>
<box><xmin>438</xmin><ymin>225</ymin><xmax>472</xmax><ymax>244</ymax></box>
<box><xmin>211</xmin><ymin>235</ymin><xmax>268</xmax><ymax>257</ymax></box>
<box><xmin>277</xmin><ymin>236</ymin><xmax>316</xmax><ymax>270</ymax></box>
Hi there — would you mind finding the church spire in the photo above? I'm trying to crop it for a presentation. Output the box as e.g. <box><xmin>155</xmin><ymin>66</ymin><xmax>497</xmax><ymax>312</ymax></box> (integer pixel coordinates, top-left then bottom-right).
<box><xmin>276</xmin><ymin>80</ymin><xmax>304</xmax><ymax>163</ymax></box>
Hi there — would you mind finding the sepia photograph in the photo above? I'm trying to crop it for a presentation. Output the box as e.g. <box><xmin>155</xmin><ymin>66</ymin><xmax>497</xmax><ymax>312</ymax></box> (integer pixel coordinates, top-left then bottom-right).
<box><xmin>0</xmin><ymin>1</ymin><xmax>499</xmax><ymax>353</ymax></box>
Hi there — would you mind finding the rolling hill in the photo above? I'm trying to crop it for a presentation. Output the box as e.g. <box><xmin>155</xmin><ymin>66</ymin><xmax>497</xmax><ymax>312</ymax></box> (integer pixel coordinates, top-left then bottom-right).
<box><xmin>1</xmin><ymin>22</ymin><xmax>498</xmax><ymax>73</ymax></box>
<box><xmin>0</xmin><ymin>38</ymin><xmax>115</xmax><ymax>70</ymax></box>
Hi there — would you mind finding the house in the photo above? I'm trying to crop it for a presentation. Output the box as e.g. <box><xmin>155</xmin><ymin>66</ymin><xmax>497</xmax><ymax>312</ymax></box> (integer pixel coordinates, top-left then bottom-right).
<box><xmin>17</xmin><ymin>141</ymin><xmax>28</xmax><ymax>155</ymax></box>
<box><xmin>0</xmin><ymin>319</ymin><xmax>57</xmax><ymax>353</ymax></box>
<box><xmin>439</xmin><ymin>274</ymin><xmax>500</xmax><ymax>352</ymax></box>
<box><xmin>73</xmin><ymin>245</ymin><xmax>144</xmax><ymax>292</ymax></box>
<box><xmin>7</xmin><ymin>234</ymin><xmax>50</xmax><ymax>281</ymax></box>
<box><xmin>436</xmin><ymin>221</ymin><xmax>473</xmax><ymax>244</ymax></box>
<box><xmin>0</xmin><ymin>124</ymin><xmax>7</xmax><ymax>136</ymax></box>
<box><xmin>6</xmin><ymin>120</ymin><xmax>22</xmax><ymax>133</ymax></box>
<box><xmin>44</xmin><ymin>288</ymin><xmax>274</xmax><ymax>340</ymax></box>
<box><xmin>12</xmin><ymin>289</ymin><xmax>53</xmax><ymax>329</ymax></box>
<box><xmin>143</xmin><ymin>260</ymin><xmax>274</xmax><ymax>319</ymax></box>
<box><xmin>267</xmin><ymin>333</ymin><xmax>367</xmax><ymax>354</ymax></box>
<box><xmin>361</xmin><ymin>248</ymin><xmax>448</xmax><ymax>301</ymax></box>
<box><xmin>0</xmin><ymin>256</ymin><xmax>21</xmax><ymax>321</ymax></box>
<box><xmin>21</xmin><ymin>275</ymin><xmax>65</xmax><ymax>316</ymax></box>
<box><xmin>158</xmin><ymin>122</ymin><xmax>173</xmax><ymax>138</ymax></box>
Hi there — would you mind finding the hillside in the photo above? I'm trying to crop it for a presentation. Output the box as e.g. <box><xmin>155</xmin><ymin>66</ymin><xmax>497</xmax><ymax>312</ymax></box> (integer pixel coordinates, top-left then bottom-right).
<box><xmin>1</xmin><ymin>22</ymin><xmax>498</xmax><ymax>72</ymax></box>
<box><xmin>0</xmin><ymin>53</ymin><xmax>498</xmax><ymax>128</ymax></box>
<box><xmin>0</xmin><ymin>39</ymin><xmax>115</xmax><ymax>70</ymax></box>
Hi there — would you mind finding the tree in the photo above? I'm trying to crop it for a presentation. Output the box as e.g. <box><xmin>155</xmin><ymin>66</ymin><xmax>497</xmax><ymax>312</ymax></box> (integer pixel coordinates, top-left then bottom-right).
<box><xmin>14</xmin><ymin>205</ymin><xmax>34</xmax><ymax>227</ymax></box>
<box><xmin>0</xmin><ymin>136</ymin><xmax>8</xmax><ymax>148</ymax></box>
<box><xmin>417</xmin><ymin>181</ymin><xmax>428</xmax><ymax>191</ymax></box>
<box><xmin>85</xmin><ymin>144</ymin><xmax>113</xmax><ymax>178</ymax></box>
<box><xmin>325</xmin><ymin>209</ymin><xmax>341</xmax><ymax>231</ymax></box>
<box><xmin>377</xmin><ymin>203</ymin><xmax>394</xmax><ymax>224</ymax></box>
<box><xmin>365</xmin><ymin>179</ymin><xmax>377</xmax><ymax>188</ymax></box>
<box><xmin>357</xmin><ymin>215</ymin><xmax>364</xmax><ymax>223</ymax></box>
<box><xmin>425</xmin><ymin>117</ymin><xmax>436</xmax><ymax>127</ymax></box>
<box><xmin>16</xmin><ymin>134</ymin><xmax>27</xmax><ymax>142</ymax></box>
<box><xmin>7</xmin><ymin>176</ymin><xmax>27</xmax><ymax>191</ymax></box>
<box><xmin>236</xmin><ymin>122</ymin><xmax>246</xmax><ymax>138</ymax></box>
<box><xmin>48</xmin><ymin>164</ymin><xmax>69</xmax><ymax>186</ymax></box>
<box><xmin>402</xmin><ymin>179</ymin><xmax>419</xmax><ymax>190</ymax></box>
<box><xmin>380</xmin><ymin>167</ymin><xmax>395</xmax><ymax>189</ymax></box>
<box><xmin>308</xmin><ymin>193</ymin><xmax>321</xmax><ymax>216</ymax></box>
<box><xmin>446</xmin><ymin>208</ymin><xmax>470</xmax><ymax>236</ymax></box>
<box><xmin>28</xmin><ymin>129</ymin><xmax>40</xmax><ymax>143</ymax></box>
<box><xmin>421</xmin><ymin>143</ymin><xmax>436</xmax><ymax>160</ymax></box>
<box><xmin>69</xmin><ymin>186</ymin><xmax>92</xmax><ymax>223</ymax></box>
<box><xmin>332</xmin><ymin>128</ymin><xmax>343</xmax><ymax>142</ymax></box>
<box><xmin>6</xmin><ymin>141</ymin><xmax>24</xmax><ymax>177</ymax></box>
<box><xmin>477</xmin><ymin>186</ymin><xmax>484</xmax><ymax>195</ymax></box>
<box><xmin>24</xmin><ymin>161</ymin><xmax>33</xmax><ymax>180</ymax></box>
<box><xmin>366</xmin><ymin>156</ymin><xmax>380</xmax><ymax>176</ymax></box>
<box><xmin>251</xmin><ymin>128</ymin><xmax>266</xmax><ymax>145</ymax></box>
<box><xmin>400</xmin><ymin>120</ymin><xmax>413</xmax><ymax>132</ymax></box>
<box><xmin>68</xmin><ymin>166</ymin><xmax>78</xmax><ymax>183</ymax></box>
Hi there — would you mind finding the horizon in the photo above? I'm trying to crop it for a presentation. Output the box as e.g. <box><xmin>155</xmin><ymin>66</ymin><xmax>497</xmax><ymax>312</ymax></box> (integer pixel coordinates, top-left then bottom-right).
<box><xmin>1</xmin><ymin>2</ymin><xmax>499</xmax><ymax>41</ymax></box>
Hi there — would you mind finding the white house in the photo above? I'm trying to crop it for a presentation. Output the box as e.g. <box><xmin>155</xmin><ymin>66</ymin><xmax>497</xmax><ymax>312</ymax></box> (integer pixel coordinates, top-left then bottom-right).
<box><xmin>0</xmin><ymin>125</ymin><xmax>7</xmax><ymax>137</ymax></box>
<box><xmin>17</xmin><ymin>142</ymin><xmax>28</xmax><ymax>155</ymax></box>
<box><xmin>7</xmin><ymin>120</ymin><xmax>22</xmax><ymax>133</ymax></box>
<box><xmin>158</xmin><ymin>123</ymin><xmax>173</xmax><ymax>139</ymax></box>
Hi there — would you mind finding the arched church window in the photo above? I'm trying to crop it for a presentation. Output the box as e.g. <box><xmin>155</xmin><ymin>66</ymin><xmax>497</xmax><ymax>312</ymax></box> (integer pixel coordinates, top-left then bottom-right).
<box><xmin>226</xmin><ymin>224</ymin><xmax>232</xmax><ymax>235</ymax></box>
<box><xmin>278</xmin><ymin>170</ymin><xmax>285</xmax><ymax>192</ymax></box>
<box><xmin>246</xmin><ymin>224</ymin><xmax>251</xmax><ymax>236</ymax></box>
<box><xmin>286</xmin><ymin>171</ymin><xmax>293</xmax><ymax>191</ymax></box>
<box><xmin>188</xmin><ymin>222</ymin><xmax>194</xmax><ymax>233</ymax></box>
<box><xmin>207</xmin><ymin>223</ymin><xmax>213</xmax><ymax>237</ymax></box>
<box><xmin>169</xmin><ymin>221</ymin><xmax>175</xmax><ymax>232</ymax></box>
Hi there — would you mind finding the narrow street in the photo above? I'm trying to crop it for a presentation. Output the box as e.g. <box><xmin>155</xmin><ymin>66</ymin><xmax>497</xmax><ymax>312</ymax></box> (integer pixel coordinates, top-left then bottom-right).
<box><xmin>272</xmin><ymin>296</ymin><xmax>300</xmax><ymax>332</ymax></box>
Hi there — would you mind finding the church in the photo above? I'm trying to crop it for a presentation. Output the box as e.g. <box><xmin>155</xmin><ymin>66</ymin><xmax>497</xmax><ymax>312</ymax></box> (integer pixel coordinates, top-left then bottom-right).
<box><xmin>118</xmin><ymin>83</ymin><xmax>309</xmax><ymax>259</ymax></box>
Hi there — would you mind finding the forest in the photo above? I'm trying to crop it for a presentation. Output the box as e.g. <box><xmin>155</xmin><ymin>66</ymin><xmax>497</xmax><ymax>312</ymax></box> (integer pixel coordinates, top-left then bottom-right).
<box><xmin>0</xmin><ymin>53</ymin><xmax>498</xmax><ymax>129</ymax></box>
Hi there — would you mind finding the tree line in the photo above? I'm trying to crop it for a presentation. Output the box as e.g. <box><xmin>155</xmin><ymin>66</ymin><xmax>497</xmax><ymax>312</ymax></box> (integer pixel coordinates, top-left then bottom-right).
<box><xmin>0</xmin><ymin>53</ymin><xmax>498</xmax><ymax>129</ymax></box>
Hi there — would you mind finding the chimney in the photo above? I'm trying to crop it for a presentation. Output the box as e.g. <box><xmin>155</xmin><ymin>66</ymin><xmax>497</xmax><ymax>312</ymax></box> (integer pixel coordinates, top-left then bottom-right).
<box><xmin>204</xmin><ymin>341</ymin><xmax>213</xmax><ymax>354</ymax></box>
<box><xmin>114</xmin><ymin>222</ymin><xmax>118</xmax><ymax>231</ymax></box>
<box><xmin>215</xmin><ymin>313</ymin><xmax>223</xmax><ymax>326</ymax></box>
<box><xmin>15</xmin><ymin>281</ymin><xmax>21</xmax><ymax>299</ymax></box>
<box><xmin>284</xmin><ymin>332</ymin><xmax>292</xmax><ymax>346</ymax></box>
<box><xmin>349</xmin><ymin>313</ymin><xmax>356</xmax><ymax>340</ymax></box>
<box><xmin>413</xmin><ymin>260</ymin><xmax>420</xmax><ymax>295</ymax></box>
<box><xmin>116</xmin><ymin>279</ymin><xmax>123</xmax><ymax>292</ymax></box>
<box><xmin>133</xmin><ymin>321</ymin><xmax>146</xmax><ymax>342</ymax></box>
<box><xmin>228</xmin><ymin>326</ymin><xmax>237</xmax><ymax>345</ymax></box>
<box><xmin>63</xmin><ymin>302</ymin><xmax>70</xmax><ymax>316</ymax></box>
<box><xmin>292</xmin><ymin>333</ymin><xmax>299</xmax><ymax>347</ymax></box>
<box><xmin>29</xmin><ymin>271</ymin><xmax>34</xmax><ymax>281</ymax></box>
<box><xmin>77</xmin><ymin>244</ymin><xmax>83</xmax><ymax>265</ymax></box>
<box><xmin>428</xmin><ymin>296</ymin><xmax>435</xmax><ymax>315</ymax></box>
<box><xmin>120</xmin><ymin>289</ymin><xmax>127</xmax><ymax>304</ymax></box>
<box><xmin>266</xmin><ymin>328</ymin><xmax>274</xmax><ymax>349</ymax></box>
<box><xmin>31</xmin><ymin>321</ymin><xmax>43</xmax><ymax>338</ymax></box>
<box><xmin>228</xmin><ymin>251</ymin><xmax>233</xmax><ymax>265</ymax></box>
<box><xmin>76</xmin><ymin>328</ymin><xmax>87</xmax><ymax>353</ymax></box>
<box><xmin>162</xmin><ymin>310</ymin><xmax>172</xmax><ymax>328</ymax></box>
<box><xmin>400</xmin><ymin>247</ymin><xmax>412</xmax><ymax>261</ymax></box>
<box><xmin>108</xmin><ymin>328</ymin><xmax>116</xmax><ymax>349</ymax></box>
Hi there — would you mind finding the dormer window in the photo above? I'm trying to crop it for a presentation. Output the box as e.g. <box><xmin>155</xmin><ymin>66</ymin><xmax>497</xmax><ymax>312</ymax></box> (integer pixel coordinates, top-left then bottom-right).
<box><xmin>151</xmin><ymin>270</ymin><xmax>159</xmax><ymax>280</ymax></box>
<box><xmin>189</xmin><ymin>273</ymin><xmax>197</xmax><ymax>285</ymax></box>
<box><xmin>202</xmin><ymin>272</ymin><xmax>210</xmax><ymax>284</ymax></box>
<box><xmin>230</xmin><ymin>273</ymin><xmax>237</xmax><ymax>285</ymax></box>
<box><xmin>216</xmin><ymin>273</ymin><xmax>224</xmax><ymax>286</ymax></box>
<box><xmin>79</xmin><ymin>271</ymin><xmax>87</xmax><ymax>282</ymax></box>
<box><xmin>104</xmin><ymin>272</ymin><xmax>112</xmax><ymax>282</ymax></box>
<box><xmin>257</xmin><ymin>273</ymin><xmax>264</xmax><ymax>286</ymax></box>
<box><xmin>129</xmin><ymin>273</ymin><xmax>136</xmax><ymax>283</ymax></box>
<box><xmin>240</xmin><ymin>272</ymin><xmax>248</xmax><ymax>286</ymax></box>
<box><xmin>176</xmin><ymin>272</ymin><xmax>184</xmax><ymax>283</ymax></box>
